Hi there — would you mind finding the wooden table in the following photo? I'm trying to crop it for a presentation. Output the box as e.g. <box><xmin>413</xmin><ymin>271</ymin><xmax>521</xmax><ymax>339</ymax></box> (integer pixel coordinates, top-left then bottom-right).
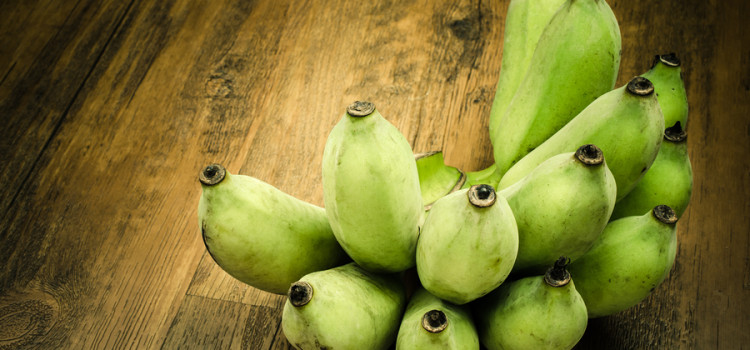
<box><xmin>1</xmin><ymin>0</ymin><xmax>748</xmax><ymax>348</ymax></box>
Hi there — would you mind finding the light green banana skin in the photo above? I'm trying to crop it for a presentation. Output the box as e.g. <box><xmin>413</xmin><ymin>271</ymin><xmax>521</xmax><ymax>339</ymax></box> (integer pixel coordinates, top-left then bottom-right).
<box><xmin>500</xmin><ymin>150</ymin><xmax>617</xmax><ymax>274</ymax></box>
<box><xmin>498</xmin><ymin>81</ymin><xmax>665</xmax><ymax>201</ymax></box>
<box><xmin>568</xmin><ymin>210</ymin><xmax>678</xmax><ymax>318</ymax></box>
<box><xmin>322</xmin><ymin>106</ymin><xmax>423</xmax><ymax>273</ymax></box>
<box><xmin>488</xmin><ymin>0</ymin><xmax>567</xmax><ymax>143</ymax></box>
<box><xmin>641</xmin><ymin>55</ymin><xmax>689</xmax><ymax>129</ymax></box>
<box><xmin>491</xmin><ymin>0</ymin><xmax>621</xmax><ymax>177</ymax></box>
<box><xmin>396</xmin><ymin>287</ymin><xmax>480</xmax><ymax>350</ymax></box>
<box><xmin>198</xmin><ymin>170</ymin><xmax>348</xmax><ymax>295</ymax></box>
<box><xmin>474</xmin><ymin>276</ymin><xmax>588</xmax><ymax>350</ymax></box>
<box><xmin>611</xmin><ymin>133</ymin><xmax>692</xmax><ymax>220</ymax></box>
<box><xmin>416</xmin><ymin>188</ymin><xmax>519</xmax><ymax>305</ymax></box>
<box><xmin>282</xmin><ymin>263</ymin><xmax>406</xmax><ymax>350</ymax></box>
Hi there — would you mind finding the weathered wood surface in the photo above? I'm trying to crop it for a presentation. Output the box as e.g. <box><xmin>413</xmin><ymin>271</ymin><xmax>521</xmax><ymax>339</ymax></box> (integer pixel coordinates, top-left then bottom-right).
<box><xmin>0</xmin><ymin>0</ymin><xmax>748</xmax><ymax>348</ymax></box>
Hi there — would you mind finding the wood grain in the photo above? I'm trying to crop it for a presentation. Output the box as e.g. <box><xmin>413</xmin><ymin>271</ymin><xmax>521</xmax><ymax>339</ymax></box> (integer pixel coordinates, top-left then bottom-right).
<box><xmin>0</xmin><ymin>0</ymin><xmax>748</xmax><ymax>349</ymax></box>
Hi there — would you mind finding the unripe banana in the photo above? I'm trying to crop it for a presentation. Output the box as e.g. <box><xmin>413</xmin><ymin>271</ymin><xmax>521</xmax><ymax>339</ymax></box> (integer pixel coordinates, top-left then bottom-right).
<box><xmin>281</xmin><ymin>263</ymin><xmax>407</xmax><ymax>349</ymax></box>
<box><xmin>416</xmin><ymin>185</ymin><xmax>518</xmax><ymax>305</ymax></box>
<box><xmin>322</xmin><ymin>101</ymin><xmax>423</xmax><ymax>273</ymax></box>
<box><xmin>641</xmin><ymin>53</ymin><xmax>689</xmax><ymax>129</ymax></box>
<box><xmin>491</xmin><ymin>0</ymin><xmax>621</xmax><ymax>178</ymax></box>
<box><xmin>396</xmin><ymin>287</ymin><xmax>480</xmax><ymax>349</ymax></box>
<box><xmin>197</xmin><ymin>164</ymin><xmax>348</xmax><ymax>295</ymax></box>
<box><xmin>415</xmin><ymin>151</ymin><xmax>466</xmax><ymax>211</ymax></box>
<box><xmin>611</xmin><ymin>124</ymin><xmax>693</xmax><ymax>220</ymax></box>
<box><xmin>488</xmin><ymin>0</ymin><xmax>568</xmax><ymax>143</ymax></box>
<box><xmin>474</xmin><ymin>257</ymin><xmax>588</xmax><ymax>350</ymax></box>
<box><xmin>498</xmin><ymin>77</ymin><xmax>665</xmax><ymax>201</ymax></box>
<box><xmin>567</xmin><ymin>205</ymin><xmax>678</xmax><ymax>318</ymax></box>
<box><xmin>500</xmin><ymin>145</ymin><xmax>617</xmax><ymax>275</ymax></box>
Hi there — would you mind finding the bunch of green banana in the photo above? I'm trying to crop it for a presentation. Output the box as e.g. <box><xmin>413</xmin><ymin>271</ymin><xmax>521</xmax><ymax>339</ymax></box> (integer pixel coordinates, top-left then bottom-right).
<box><xmin>416</xmin><ymin>184</ymin><xmax>518</xmax><ymax>305</ymax></box>
<box><xmin>474</xmin><ymin>257</ymin><xmax>588</xmax><ymax>350</ymax></box>
<box><xmin>195</xmin><ymin>0</ymin><xmax>695</xmax><ymax>342</ymax></box>
<box><xmin>611</xmin><ymin>123</ymin><xmax>692</xmax><ymax>220</ymax></box>
<box><xmin>197</xmin><ymin>164</ymin><xmax>348</xmax><ymax>295</ymax></box>
<box><xmin>322</xmin><ymin>101</ymin><xmax>423</xmax><ymax>273</ymax></box>
<box><xmin>396</xmin><ymin>287</ymin><xmax>479</xmax><ymax>349</ymax></box>
<box><xmin>500</xmin><ymin>144</ymin><xmax>617</xmax><ymax>275</ymax></box>
<box><xmin>282</xmin><ymin>263</ymin><xmax>407</xmax><ymax>349</ymax></box>
<box><xmin>490</xmin><ymin>0</ymin><xmax>622</xmax><ymax>180</ymax></box>
<box><xmin>498</xmin><ymin>76</ymin><xmax>665</xmax><ymax>201</ymax></box>
<box><xmin>567</xmin><ymin>205</ymin><xmax>679</xmax><ymax>318</ymax></box>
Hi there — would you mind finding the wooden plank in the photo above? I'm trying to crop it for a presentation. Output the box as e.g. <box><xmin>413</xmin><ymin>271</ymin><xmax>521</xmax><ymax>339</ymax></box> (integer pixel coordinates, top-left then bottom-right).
<box><xmin>0</xmin><ymin>0</ymin><xmax>134</xmax><ymax>219</ymax></box>
<box><xmin>0</xmin><ymin>0</ymin><xmax>273</xmax><ymax>348</ymax></box>
<box><xmin>161</xmin><ymin>295</ymin><xmax>283</xmax><ymax>350</ymax></box>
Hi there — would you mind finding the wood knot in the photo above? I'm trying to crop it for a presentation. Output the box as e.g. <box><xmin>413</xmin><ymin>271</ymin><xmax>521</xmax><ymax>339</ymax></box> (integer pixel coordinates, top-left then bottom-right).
<box><xmin>0</xmin><ymin>300</ymin><xmax>55</xmax><ymax>348</ymax></box>
<box><xmin>205</xmin><ymin>74</ymin><xmax>234</xmax><ymax>98</ymax></box>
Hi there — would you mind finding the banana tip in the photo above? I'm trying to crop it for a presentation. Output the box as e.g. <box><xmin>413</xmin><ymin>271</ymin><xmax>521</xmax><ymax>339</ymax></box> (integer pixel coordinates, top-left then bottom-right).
<box><xmin>655</xmin><ymin>53</ymin><xmax>681</xmax><ymax>67</ymax></box>
<box><xmin>652</xmin><ymin>205</ymin><xmax>678</xmax><ymax>225</ymax></box>
<box><xmin>664</xmin><ymin>122</ymin><xmax>687</xmax><ymax>142</ymax></box>
<box><xmin>575</xmin><ymin>144</ymin><xmax>604</xmax><ymax>165</ymax></box>
<box><xmin>288</xmin><ymin>281</ymin><xmax>313</xmax><ymax>307</ymax></box>
<box><xmin>422</xmin><ymin>309</ymin><xmax>448</xmax><ymax>333</ymax></box>
<box><xmin>627</xmin><ymin>77</ymin><xmax>655</xmax><ymax>96</ymax></box>
<box><xmin>468</xmin><ymin>184</ymin><xmax>496</xmax><ymax>208</ymax></box>
<box><xmin>544</xmin><ymin>256</ymin><xmax>571</xmax><ymax>287</ymax></box>
<box><xmin>347</xmin><ymin>101</ymin><xmax>376</xmax><ymax>117</ymax></box>
<box><xmin>199</xmin><ymin>164</ymin><xmax>226</xmax><ymax>186</ymax></box>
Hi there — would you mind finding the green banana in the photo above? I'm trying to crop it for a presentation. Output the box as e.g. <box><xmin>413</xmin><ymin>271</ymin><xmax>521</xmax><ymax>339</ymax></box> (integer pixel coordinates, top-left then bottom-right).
<box><xmin>396</xmin><ymin>287</ymin><xmax>479</xmax><ymax>349</ymax></box>
<box><xmin>498</xmin><ymin>77</ymin><xmax>665</xmax><ymax>201</ymax></box>
<box><xmin>415</xmin><ymin>151</ymin><xmax>466</xmax><ymax>211</ymax></box>
<box><xmin>197</xmin><ymin>164</ymin><xmax>348</xmax><ymax>295</ymax></box>
<box><xmin>281</xmin><ymin>263</ymin><xmax>407</xmax><ymax>349</ymax></box>
<box><xmin>641</xmin><ymin>53</ymin><xmax>689</xmax><ymax>129</ymax></box>
<box><xmin>491</xmin><ymin>0</ymin><xmax>621</xmax><ymax>178</ymax></box>
<box><xmin>488</xmin><ymin>0</ymin><xmax>568</xmax><ymax>145</ymax></box>
<box><xmin>474</xmin><ymin>257</ymin><xmax>588</xmax><ymax>350</ymax></box>
<box><xmin>500</xmin><ymin>145</ymin><xmax>617</xmax><ymax>275</ymax></box>
<box><xmin>416</xmin><ymin>184</ymin><xmax>518</xmax><ymax>305</ymax></box>
<box><xmin>322</xmin><ymin>101</ymin><xmax>423</xmax><ymax>273</ymax></box>
<box><xmin>610</xmin><ymin>123</ymin><xmax>692</xmax><ymax>220</ymax></box>
<box><xmin>567</xmin><ymin>205</ymin><xmax>678</xmax><ymax>318</ymax></box>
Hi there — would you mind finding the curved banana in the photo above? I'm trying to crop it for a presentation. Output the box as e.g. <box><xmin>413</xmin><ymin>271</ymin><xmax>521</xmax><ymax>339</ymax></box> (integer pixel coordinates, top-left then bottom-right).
<box><xmin>498</xmin><ymin>77</ymin><xmax>665</xmax><ymax>202</ymax></box>
<box><xmin>282</xmin><ymin>263</ymin><xmax>407</xmax><ymax>349</ymax></box>
<box><xmin>474</xmin><ymin>257</ymin><xmax>588</xmax><ymax>350</ymax></box>
<box><xmin>415</xmin><ymin>151</ymin><xmax>466</xmax><ymax>211</ymax></box>
<box><xmin>611</xmin><ymin>123</ymin><xmax>692</xmax><ymax>220</ymax></box>
<box><xmin>500</xmin><ymin>145</ymin><xmax>617</xmax><ymax>275</ymax></box>
<box><xmin>396</xmin><ymin>287</ymin><xmax>480</xmax><ymax>349</ymax></box>
<box><xmin>641</xmin><ymin>53</ymin><xmax>689</xmax><ymax>129</ymax></box>
<box><xmin>197</xmin><ymin>164</ymin><xmax>348</xmax><ymax>295</ymax></box>
<box><xmin>416</xmin><ymin>184</ymin><xmax>518</xmax><ymax>305</ymax></box>
<box><xmin>322</xmin><ymin>101</ymin><xmax>423</xmax><ymax>273</ymax></box>
<box><xmin>567</xmin><ymin>205</ymin><xmax>679</xmax><ymax>318</ymax></box>
<box><xmin>488</xmin><ymin>0</ymin><xmax>568</xmax><ymax>144</ymax></box>
<box><xmin>491</xmin><ymin>0</ymin><xmax>621</xmax><ymax>178</ymax></box>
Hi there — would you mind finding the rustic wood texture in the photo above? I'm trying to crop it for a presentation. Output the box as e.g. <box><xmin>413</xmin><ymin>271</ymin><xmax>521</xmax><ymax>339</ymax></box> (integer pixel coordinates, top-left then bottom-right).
<box><xmin>0</xmin><ymin>0</ymin><xmax>747</xmax><ymax>348</ymax></box>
